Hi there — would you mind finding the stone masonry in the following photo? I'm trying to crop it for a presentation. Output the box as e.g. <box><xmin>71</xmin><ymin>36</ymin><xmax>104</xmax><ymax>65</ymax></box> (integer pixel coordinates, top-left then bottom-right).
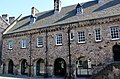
<box><xmin>1</xmin><ymin>15</ymin><xmax>120</xmax><ymax>76</ymax></box>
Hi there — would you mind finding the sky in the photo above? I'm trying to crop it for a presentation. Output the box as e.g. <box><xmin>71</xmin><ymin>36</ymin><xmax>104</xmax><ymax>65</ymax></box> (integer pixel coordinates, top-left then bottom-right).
<box><xmin>0</xmin><ymin>0</ymin><xmax>92</xmax><ymax>18</ymax></box>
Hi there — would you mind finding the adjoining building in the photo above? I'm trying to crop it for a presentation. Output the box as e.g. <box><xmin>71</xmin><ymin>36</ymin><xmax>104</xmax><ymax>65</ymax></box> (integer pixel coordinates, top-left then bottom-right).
<box><xmin>0</xmin><ymin>14</ymin><xmax>15</xmax><ymax>65</ymax></box>
<box><xmin>1</xmin><ymin>0</ymin><xmax>120</xmax><ymax>78</ymax></box>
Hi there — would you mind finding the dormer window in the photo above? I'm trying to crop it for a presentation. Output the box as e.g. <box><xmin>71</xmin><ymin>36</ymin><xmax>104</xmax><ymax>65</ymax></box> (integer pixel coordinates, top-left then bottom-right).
<box><xmin>76</xmin><ymin>3</ymin><xmax>83</xmax><ymax>15</ymax></box>
<box><xmin>98</xmin><ymin>0</ymin><xmax>104</xmax><ymax>3</ymax></box>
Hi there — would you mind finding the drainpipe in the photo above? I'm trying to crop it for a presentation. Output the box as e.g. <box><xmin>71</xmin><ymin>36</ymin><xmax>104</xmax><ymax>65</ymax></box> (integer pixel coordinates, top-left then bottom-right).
<box><xmin>45</xmin><ymin>28</ymin><xmax>48</xmax><ymax>77</ymax></box>
<box><xmin>68</xmin><ymin>25</ymin><xmax>72</xmax><ymax>78</ymax></box>
<box><xmin>29</xmin><ymin>33</ymin><xmax>32</xmax><ymax>77</ymax></box>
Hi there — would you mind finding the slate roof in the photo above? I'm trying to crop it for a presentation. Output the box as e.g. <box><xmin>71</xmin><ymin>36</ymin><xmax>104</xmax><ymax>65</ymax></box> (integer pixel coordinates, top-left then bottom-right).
<box><xmin>5</xmin><ymin>0</ymin><xmax>120</xmax><ymax>34</ymax></box>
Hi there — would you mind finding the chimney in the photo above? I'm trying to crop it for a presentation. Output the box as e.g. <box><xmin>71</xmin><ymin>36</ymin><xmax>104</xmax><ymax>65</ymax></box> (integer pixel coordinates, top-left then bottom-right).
<box><xmin>9</xmin><ymin>17</ymin><xmax>15</xmax><ymax>24</ymax></box>
<box><xmin>54</xmin><ymin>0</ymin><xmax>61</xmax><ymax>14</ymax></box>
<box><xmin>2</xmin><ymin>14</ymin><xmax>8</xmax><ymax>22</ymax></box>
<box><xmin>30</xmin><ymin>7</ymin><xmax>39</xmax><ymax>24</ymax></box>
<box><xmin>31</xmin><ymin>7</ymin><xmax>39</xmax><ymax>16</ymax></box>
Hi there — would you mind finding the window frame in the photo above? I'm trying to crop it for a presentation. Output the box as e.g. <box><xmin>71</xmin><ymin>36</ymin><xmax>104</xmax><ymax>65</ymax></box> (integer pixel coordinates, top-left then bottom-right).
<box><xmin>8</xmin><ymin>40</ymin><xmax>13</xmax><ymax>49</ymax></box>
<box><xmin>76</xmin><ymin>7</ymin><xmax>83</xmax><ymax>15</ymax></box>
<box><xmin>56</xmin><ymin>34</ymin><xmax>62</xmax><ymax>45</ymax></box>
<box><xmin>110</xmin><ymin>27</ymin><xmax>119</xmax><ymax>40</ymax></box>
<box><xmin>70</xmin><ymin>31</ymin><xmax>74</xmax><ymax>40</ymax></box>
<box><xmin>37</xmin><ymin>36</ymin><xmax>43</xmax><ymax>47</ymax></box>
<box><xmin>78</xmin><ymin>31</ymin><xmax>86</xmax><ymax>43</ymax></box>
<box><xmin>21</xmin><ymin>39</ymin><xmax>27</xmax><ymax>48</ymax></box>
<box><xmin>95</xmin><ymin>28</ymin><xmax>102</xmax><ymax>42</ymax></box>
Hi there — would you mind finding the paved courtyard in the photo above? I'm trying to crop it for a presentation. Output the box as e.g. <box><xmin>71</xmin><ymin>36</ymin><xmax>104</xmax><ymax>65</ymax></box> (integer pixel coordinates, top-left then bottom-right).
<box><xmin>0</xmin><ymin>74</ymin><xmax>88</xmax><ymax>79</ymax></box>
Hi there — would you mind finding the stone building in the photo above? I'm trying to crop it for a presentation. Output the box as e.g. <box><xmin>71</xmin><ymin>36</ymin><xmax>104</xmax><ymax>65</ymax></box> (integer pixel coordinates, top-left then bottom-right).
<box><xmin>1</xmin><ymin>0</ymin><xmax>120</xmax><ymax>78</ymax></box>
<box><xmin>0</xmin><ymin>14</ymin><xmax>15</xmax><ymax>64</ymax></box>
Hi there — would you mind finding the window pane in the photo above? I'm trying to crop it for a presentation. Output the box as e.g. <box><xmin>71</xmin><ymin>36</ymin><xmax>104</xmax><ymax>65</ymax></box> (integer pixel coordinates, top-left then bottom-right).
<box><xmin>56</xmin><ymin>34</ymin><xmax>62</xmax><ymax>45</ymax></box>
<box><xmin>95</xmin><ymin>29</ymin><xmax>101</xmax><ymax>41</ymax></box>
<box><xmin>37</xmin><ymin>37</ymin><xmax>43</xmax><ymax>47</ymax></box>
<box><xmin>78</xmin><ymin>31</ymin><xmax>85</xmax><ymax>43</ymax></box>
<box><xmin>9</xmin><ymin>41</ymin><xmax>13</xmax><ymax>49</ymax></box>
<box><xmin>22</xmin><ymin>39</ymin><xmax>27</xmax><ymax>48</ymax></box>
<box><xmin>70</xmin><ymin>32</ymin><xmax>74</xmax><ymax>40</ymax></box>
<box><xmin>111</xmin><ymin>27</ymin><xmax>119</xmax><ymax>39</ymax></box>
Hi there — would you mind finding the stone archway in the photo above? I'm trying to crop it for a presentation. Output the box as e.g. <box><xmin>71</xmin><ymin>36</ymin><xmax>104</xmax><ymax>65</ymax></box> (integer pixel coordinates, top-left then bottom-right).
<box><xmin>36</xmin><ymin>59</ymin><xmax>45</xmax><ymax>76</ymax></box>
<box><xmin>8</xmin><ymin>60</ymin><xmax>14</xmax><ymax>74</ymax></box>
<box><xmin>54</xmin><ymin>58</ymin><xmax>66</xmax><ymax>76</ymax></box>
<box><xmin>20</xmin><ymin>59</ymin><xmax>28</xmax><ymax>75</ymax></box>
<box><xmin>113</xmin><ymin>44</ymin><xmax>120</xmax><ymax>61</ymax></box>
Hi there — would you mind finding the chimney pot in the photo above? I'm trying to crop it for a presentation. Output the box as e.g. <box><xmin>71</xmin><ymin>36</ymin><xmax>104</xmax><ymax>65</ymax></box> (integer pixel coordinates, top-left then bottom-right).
<box><xmin>2</xmin><ymin>14</ymin><xmax>8</xmax><ymax>22</ymax></box>
<box><xmin>31</xmin><ymin>7</ymin><xmax>39</xmax><ymax>16</ymax></box>
<box><xmin>9</xmin><ymin>17</ymin><xmax>15</xmax><ymax>24</ymax></box>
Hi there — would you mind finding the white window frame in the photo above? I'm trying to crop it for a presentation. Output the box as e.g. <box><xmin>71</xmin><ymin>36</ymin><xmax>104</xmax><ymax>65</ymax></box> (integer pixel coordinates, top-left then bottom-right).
<box><xmin>95</xmin><ymin>28</ymin><xmax>102</xmax><ymax>42</ymax></box>
<box><xmin>56</xmin><ymin>34</ymin><xmax>62</xmax><ymax>45</ymax></box>
<box><xmin>37</xmin><ymin>36</ymin><xmax>43</xmax><ymax>47</ymax></box>
<box><xmin>70</xmin><ymin>31</ymin><xmax>74</xmax><ymax>40</ymax></box>
<box><xmin>111</xmin><ymin>27</ymin><xmax>119</xmax><ymax>40</ymax></box>
<box><xmin>78</xmin><ymin>31</ymin><xmax>86</xmax><ymax>43</ymax></box>
<box><xmin>76</xmin><ymin>7</ymin><xmax>83</xmax><ymax>15</ymax></box>
<box><xmin>22</xmin><ymin>39</ymin><xmax>27</xmax><ymax>48</ymax></box>
<box><xmin>8</xmin><ymin>40</ymin><xmax>13</xmax><ymax>49</ymax></box>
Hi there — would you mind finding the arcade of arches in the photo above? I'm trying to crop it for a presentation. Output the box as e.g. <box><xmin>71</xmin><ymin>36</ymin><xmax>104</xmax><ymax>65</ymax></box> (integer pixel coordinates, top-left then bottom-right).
<box><xmin>2</xmin><ymin>57</ymin><xmax>92</xmax><ymax>76</ymax></box>
<box><xmin>2</xmin><ymin>45</ymin><xmax>120</xmax><ymax>77</ymax></box>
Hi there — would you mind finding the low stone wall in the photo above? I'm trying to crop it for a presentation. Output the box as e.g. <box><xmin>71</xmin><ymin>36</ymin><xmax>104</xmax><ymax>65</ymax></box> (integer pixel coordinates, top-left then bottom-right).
<box><xmin>91</xmin><ymin>62</ymin><xmax>120</xmax><ymax>79</ymax></box>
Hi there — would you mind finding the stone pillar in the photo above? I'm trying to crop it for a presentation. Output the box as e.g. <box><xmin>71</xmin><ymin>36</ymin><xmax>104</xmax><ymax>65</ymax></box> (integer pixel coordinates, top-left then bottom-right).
<box><xmin>18</xmin><ymin>63</ymin><xmax>21</xmax><ymax>75</ymax></box>
<box><xmin>47</xmin><ymin>65</ymin><xmax>53</xmax><ymax>76</ymax></box>
<box><xmin>33</xmin><ymin>63</ymin><xmax>36</xmax><ymax>76</ymax></box>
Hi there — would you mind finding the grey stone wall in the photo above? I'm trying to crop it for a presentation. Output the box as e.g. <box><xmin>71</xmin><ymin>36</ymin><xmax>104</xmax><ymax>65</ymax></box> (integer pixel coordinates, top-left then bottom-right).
<box><xmin>0</xmin><ymin>17</ymin><xmax>9</xmax><ymax>65</ymax></box>
<box><xmin>1</xmin><ymin>17</ymin><xmax>120</xmax><ymax>76</ymax></box>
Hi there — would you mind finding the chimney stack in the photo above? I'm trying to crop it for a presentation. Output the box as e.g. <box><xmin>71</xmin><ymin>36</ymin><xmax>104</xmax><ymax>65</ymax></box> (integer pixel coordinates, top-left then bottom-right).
<box><xmin>30</xmin><ymin>7</ymin><xmax>39</xmax><ymax>24</ymax></box>
<box><xmin>9</xmin><ymin>17</ymin><xmax>15</xmax><ymax>24</ymax></box>
<box><xmin>2</xmin><ymin>14</ymin><xmax>8</xmax><ymax>22</ymax></box>
<box><xmin>31</xmin><ymin>7</ymin><xmax>39</xmax><ymax>16</ymax></box>
<box><xmin>54</xmin><ymin>0</ymin><xmax>61</xmax><ymax>14</ymax></box>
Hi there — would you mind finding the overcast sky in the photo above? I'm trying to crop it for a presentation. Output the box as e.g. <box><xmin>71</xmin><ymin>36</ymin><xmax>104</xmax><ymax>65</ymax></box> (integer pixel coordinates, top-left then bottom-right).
<box><xmin>0</xmin><ymin>0</ymin><xmax>93</xmax><ymax>17</ymax></box>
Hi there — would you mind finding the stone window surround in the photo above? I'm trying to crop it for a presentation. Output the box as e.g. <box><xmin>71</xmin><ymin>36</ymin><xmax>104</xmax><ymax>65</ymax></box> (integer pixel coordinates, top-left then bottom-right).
<box><xmin>110</xmin><ymin>26</ymin><xmax>120</xmax><ymax>40</ymax></box>
<box><xmin>77</xmin><ymin>31</ymin><xmax>86</xmax><ymax>43</ymax></box>
<box><xmin>70</xmin><ymin>30</ymin><xmax>74</xmax><ymax>40</ymax></box>
<box><xmin>8</xmin><ymin>40</ymin><xmax>13</xmax><ymax>49</ymax></box>
<box><xmin>56</xmin><ymin>34</ymin><xmax>62</xmax><ymax>45</ymax></box>
<box><xmin>94</xmin><ymin>28</ymin><xmax>102</xmax><ymax>42</ymax></box>
<box><xmin>37</xmin><ymin>36</ymin><xmax>43</xmax><ymax>47</ymax></box>
<box><xmin>21</xmin><ymin>38</ymin><xmax>27</xmax><ymax>48</ymax></box>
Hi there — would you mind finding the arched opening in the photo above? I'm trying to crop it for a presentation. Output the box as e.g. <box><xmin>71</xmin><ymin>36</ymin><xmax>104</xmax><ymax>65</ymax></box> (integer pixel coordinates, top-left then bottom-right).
<box><xmin>21</xmin><ymin>59</ymin><xmax>27</xmax><ymax>75</ymax></box>
<box><xmin>76</xmin><ymin>57</ymin><xmax>92</xmax><ymax>77</ymax></box>
<box><xmin>8</xmin><ymin>60</ymin><xmax>14</xmax><ymax>74</ymax></box>
<box><xmin>113</xmin><ymin>44</ymin><xmax>120</xmax><ymax>61</ymax></box>
<box><xmin>54</xmin><ymin>58</ymin><xmax>66</xmax><ymax>76</ymax></box>
<box><xmin>36</xmin><ymin>59</ymin><xmax>45</xmax><ymax>76</ymax></box>
<box><xmin>3</xmin><ymin>64</ymin><xmax>5</xmax><ymax>74</ymax></box>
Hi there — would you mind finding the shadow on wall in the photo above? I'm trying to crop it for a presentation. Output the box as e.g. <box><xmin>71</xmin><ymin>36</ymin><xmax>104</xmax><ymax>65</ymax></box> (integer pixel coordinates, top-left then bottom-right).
<box><xmin>93</xmin><ymin>0</ymin><xmax>120</xmax><ymax>12</ymax></box>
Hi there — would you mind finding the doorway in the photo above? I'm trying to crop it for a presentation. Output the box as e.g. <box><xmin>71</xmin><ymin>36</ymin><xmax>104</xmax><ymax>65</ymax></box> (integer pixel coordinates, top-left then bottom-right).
<box><xmin>8</xmin><ymin>60</ymin><xmax>14</xmax><ymax>74</ymax></box>
<box><xmin>21</xmin><ymin>59</ymin><xmax>27</xmax><ymax>75</ymax></box>
<box><xmin>36</xmin><ymin>59</ymin><xmax>45</xmax><ymax>76</ymax></box>
<box><xmin>113</xmin><ymin>44</ymin><xmax>120</xmax><ymax>61</ymax></box>
<box><xmin>54</xmin><ymin>58</ymin><xmax>66</xmax><ymax>76</ymax></box>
